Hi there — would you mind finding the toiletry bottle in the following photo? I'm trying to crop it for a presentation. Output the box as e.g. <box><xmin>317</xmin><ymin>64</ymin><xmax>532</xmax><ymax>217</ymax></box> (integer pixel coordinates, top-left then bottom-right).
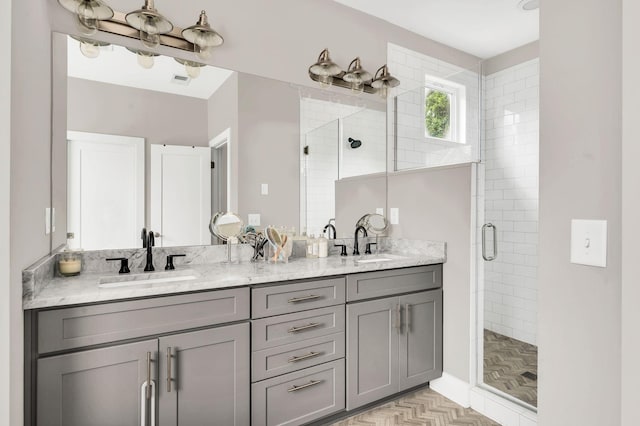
<box><xmin>318</xmin><ymin>233</ymin><xmax>328</xmax><ymax>258</ymax></box>
<box><xmin>306</xmin><ymin>234</ymin><xmax>315</xmax><ymax>258</ymax></box>
<box><xmin>312</xmin><ymin>234</ymin><xmax>319</xmax><ymax>258</ymax></box>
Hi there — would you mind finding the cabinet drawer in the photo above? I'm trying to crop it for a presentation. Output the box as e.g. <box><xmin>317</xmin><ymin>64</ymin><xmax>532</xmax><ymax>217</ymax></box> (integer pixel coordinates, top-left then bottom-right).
<box><xmin>252</xmin><ymin>277</ymin><xmax>345</xmax><ymax>318</ymax></box>
<box><xmin>38</xmin><ymin>287</ymin><xmax>250</xmax><ymax>354</ymax></box>
<box><xmin>252</xmin><ymin>332</ymin><xmax>345</xmax><ymax>382</ymax></box>
<box><xmin>346</xmin><ymin>265</ymin><xmax>442</xmax><ymax>301</ymax></box>
<box><xmin>252</xmin><ymin>305</ymin><xmax>345</xmax><ymax>351</ymax></box>
<box><xmin>252</xmin><ymin>359</ymin><xmax>345</xmax><ymax>426</ymax></box>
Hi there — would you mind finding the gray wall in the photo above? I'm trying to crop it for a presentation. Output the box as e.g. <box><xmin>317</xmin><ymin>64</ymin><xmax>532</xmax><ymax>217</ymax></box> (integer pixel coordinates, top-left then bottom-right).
<box><xmin>208</xmin><ymin>72</ymin><xmax>239</xmax><ymax>212</ymax></box>
<box><xmin>481</xmin><ymin>41</ymin><xmax>539</xmax><ymax>75</ymax></box>
<box><xmin>0</xmin><ymin>0</ymin><xmax>11</xmax><ymax>423</ymax></box>
<box><xmin>539</xmin><ymin>0</ymin><xmax>622</xmax><ymax>424</ymax></box>
<box><xmin>335</xmin><ymin>174</ymin><xmax>387</xmax><ymax>238</ymax></box>
<box><xmin>237</xmin><ymin>73</ymin><xmax>300</xmax><ymax>228</ymax></box>
<box><xmin>622</xmin><ymin>0</ymin><xmax>640</xmax><ymax>423</ymax></box>
<box><xmin>387</xmin><ymin>165</ymin><xmax>472</xmax><ymax>382</ymax></box>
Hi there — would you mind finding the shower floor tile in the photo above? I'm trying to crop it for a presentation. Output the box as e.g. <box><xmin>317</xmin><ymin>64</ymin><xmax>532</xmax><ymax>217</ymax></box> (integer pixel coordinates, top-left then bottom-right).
<box><xmin>332</xmin><ymin>387</ymin><xmax>499</xmax><ymax>426</ymax></box>
<box><xmin>484</xmin><ymin>329</ymin><xmax>538</xmax><ymax>407</ymax></box>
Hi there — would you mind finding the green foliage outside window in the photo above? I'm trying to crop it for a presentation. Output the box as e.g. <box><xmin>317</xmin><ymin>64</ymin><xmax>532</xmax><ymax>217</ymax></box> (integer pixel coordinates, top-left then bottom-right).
<box><xmin>425</xmin><ymin>90</ymin><xmax>450</xmax><ymax>139</ymax></box>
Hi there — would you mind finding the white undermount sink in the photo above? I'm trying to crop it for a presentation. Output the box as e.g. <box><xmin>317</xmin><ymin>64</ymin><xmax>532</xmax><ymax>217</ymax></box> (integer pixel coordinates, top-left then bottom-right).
<box><xmin>98</xmin><ymin>269</ymin><xmax>198</xmax><ymax>288</ymax></box>
<box><xmin>355</xmin><ymin>254</ymin><xmax>406</xmax><ymax>264</ymax></box>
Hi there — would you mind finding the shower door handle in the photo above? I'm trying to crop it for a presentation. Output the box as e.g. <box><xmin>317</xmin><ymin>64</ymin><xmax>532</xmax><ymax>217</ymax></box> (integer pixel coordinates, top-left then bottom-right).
<box><xmin>482</xmin><ymin>223</ymin><xmax>498</xmax><ymax>261</ymax></box>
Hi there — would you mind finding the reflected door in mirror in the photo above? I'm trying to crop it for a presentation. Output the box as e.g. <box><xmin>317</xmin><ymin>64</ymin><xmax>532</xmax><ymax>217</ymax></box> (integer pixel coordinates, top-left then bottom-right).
<box><xmin>67</xmin><ymin>132</ymin><xmax>145</xmax><ymax>250</ymax></box>
<box><xmin>150</xmin><ymin>145</ymin><xmax>211</xmax><ymax>247</ymax></box>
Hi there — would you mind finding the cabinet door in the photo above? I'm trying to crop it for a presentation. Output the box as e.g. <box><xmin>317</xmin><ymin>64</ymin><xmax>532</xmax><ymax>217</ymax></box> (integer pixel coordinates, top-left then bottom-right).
<box><xmin>399</xmin><ymin>290</ymin><xmax>443</xmax><ymax>391</ymax></box>
<box><xmin>37</xmin><ymin>339</ymin><xmax>158</xmax><ymax>426</ymax></box>
<box><xmin>346</xmin><ymin>297</ymin><xmax>399</xmax><ymax>410</ymax></box>
<box><xmin>159</xmin><ymin>323</ymin><xmax>250</xmax><ymax>426</ymax></box>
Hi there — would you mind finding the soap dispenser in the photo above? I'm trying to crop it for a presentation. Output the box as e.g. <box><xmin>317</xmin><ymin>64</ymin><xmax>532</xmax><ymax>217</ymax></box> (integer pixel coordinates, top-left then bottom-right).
<box><xmin>318</xmin><ymin>233</ymin><xmax>328</xmax><ymax>258</ymax></box>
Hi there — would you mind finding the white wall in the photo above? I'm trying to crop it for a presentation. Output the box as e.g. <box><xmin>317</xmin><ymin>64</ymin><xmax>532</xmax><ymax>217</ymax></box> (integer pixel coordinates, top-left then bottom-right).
<box><xmin>539</xmin><ymin>0</ymin><xmax>622</xmax><ymax>424</ymax></box>
<box><xmin>389</xmin><ymin>43</ymin><xmax>480</xmax><ymax>170</ymax></box>
<box><xmin>0</xmin><ymin>0</ymin><xmax>11</xmax><ymax>424</ymax></box>
<box><xmin>621</xmin><ymin>0</ymin><xmax>640</xmax><ymax>423</ymax></box>
<box><xmin>482</xmin><ymin>59</ymin><xmax>539</xmax><ymax>345</ymax></box>
<box><xmin>341</xmin><ymin>108</ymin><xmax>386</xmax><ymax>179</ymax></box>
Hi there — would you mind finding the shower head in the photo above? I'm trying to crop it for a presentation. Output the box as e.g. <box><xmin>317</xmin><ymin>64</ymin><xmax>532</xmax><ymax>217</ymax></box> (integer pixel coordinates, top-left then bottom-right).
<box><xmin>348</xmin><ymin>137</ymin><xmax>362</xmax><ymax>149</ymax></box>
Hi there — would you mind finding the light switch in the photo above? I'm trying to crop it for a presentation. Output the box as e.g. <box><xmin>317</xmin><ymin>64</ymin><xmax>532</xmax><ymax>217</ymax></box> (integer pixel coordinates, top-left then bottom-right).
<box><xmin>52</xmin><ymin>208</ymin><xmax>56</xmax><ymax>233</ymax></box>
<box><xmin>376</xmin><ymin>207</ymin><xmax>384</xmax><ymax>215</ymax></box>
<box><xmin>570</xmin><ymin>219</ymin><xmax>607</xmax><ymax>267</ymax></box>
<box><xmin>45</xmin><ymin>208</ymin><xmax>51</xmax><ymax>235</ymax></box>
<box><xmin>261</xmin><ymin>184</ymin><xmax>269</xmax><ymax>195</ymax></box>
<box><xmin>390</xmin><ymin>208</ymin><xmax>400</xmax><ymax>225</ymax></box>
<box><xmin>248</xmin><ymin>214</ymin><xmax>261</xmax><ymax>227</ymax></box>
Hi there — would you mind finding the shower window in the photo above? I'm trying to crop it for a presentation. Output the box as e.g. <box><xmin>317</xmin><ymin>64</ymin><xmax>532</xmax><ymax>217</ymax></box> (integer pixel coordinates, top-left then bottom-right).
<box><xmin>424</xmin><ymin>76</ymin><xmax>466</xmax><ymax>144</ymax></box>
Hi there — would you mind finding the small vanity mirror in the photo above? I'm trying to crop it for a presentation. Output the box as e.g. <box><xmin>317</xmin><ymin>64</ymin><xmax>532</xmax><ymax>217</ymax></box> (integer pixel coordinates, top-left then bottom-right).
<box><xmin>363</xmin><ymin>213</ymin><xmax>389</xmax><ymax>235</ymax></box>
<box><xmin>209</xmin><ymin>212</ymin><xmax>244</xmax><ymax>242</ymax></box>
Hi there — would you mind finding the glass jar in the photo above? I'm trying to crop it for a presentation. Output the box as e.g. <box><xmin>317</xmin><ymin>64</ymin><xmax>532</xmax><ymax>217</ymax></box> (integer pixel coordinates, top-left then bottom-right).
<box><xmin>58</xmin><ymin>251</ymin><xmax>82</xmax><ymax>276</ymax></box>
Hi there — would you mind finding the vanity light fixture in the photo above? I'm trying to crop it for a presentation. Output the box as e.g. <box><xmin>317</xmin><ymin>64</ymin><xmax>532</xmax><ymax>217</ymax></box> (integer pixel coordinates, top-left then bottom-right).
<box><xmin>182</xmin><ymin>11</ymin><xmax>224</xmax><ymax>60</ymax></box>
<box><xmin>308</xmin><ymin>50</ymin><xmax>400</xmax><ymax>97</ymax></box>
<box><xmin>371</xmin><ymin>64</ymin><xmax>401</xmax><ymax>99</ymax></box>
<box><xmin>58</xmin><ymin>0</ymin><xmax>114</xmax><ymax>36</ymax></box>
<box><xmin>174</xmin><ymin>58</ymin><xmax>205</xmax><ymax>79</ymax></box>
<box><xmin>308</xmin><ymin>49</ymin><xmax>342</xmax><ymax>88</ymax></box>
<box><xmin>125</xmin><ymin>0</ymin><xmax>173</xmax><ymax>49</ymax></box>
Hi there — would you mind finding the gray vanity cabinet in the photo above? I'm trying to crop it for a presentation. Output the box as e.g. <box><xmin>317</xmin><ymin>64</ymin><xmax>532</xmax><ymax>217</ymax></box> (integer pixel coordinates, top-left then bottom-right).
<box><xmin>346</xmin><ymin>289</ymin><xmax>443</xmax><ymax>410</ymax></box>
<box><xmin>158</xmin><ymin>323</ymin><xmax>250</xmax><ymax>426</ymax></box>
<box><xmin>37</xmin><ymin>339</ymin><xmax>158</xmax><ymax>426</ymax></box>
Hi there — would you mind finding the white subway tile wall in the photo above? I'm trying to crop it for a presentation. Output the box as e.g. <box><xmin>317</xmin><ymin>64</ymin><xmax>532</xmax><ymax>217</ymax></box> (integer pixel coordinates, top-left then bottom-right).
<box><xmin>299</xmin><ymin>98</ymin><xmax>386</xmax><ymax>235</ymax></box>
<box><xmin>387</xmin><ymin>43</ymin><xmax>481</xmax><ymax>170</ymax></box>
<box><xmin>482</xmin><ymin>59</ymin><xmax>539</xmax><ymax>345</ymax></box>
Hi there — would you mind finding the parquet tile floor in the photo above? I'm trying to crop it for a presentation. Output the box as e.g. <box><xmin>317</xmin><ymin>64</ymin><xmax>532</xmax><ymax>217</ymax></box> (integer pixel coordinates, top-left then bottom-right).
<box><xmin>483</xmin><ymin>329</ymin><xmax>538</xmax><ymax>407</ymax></box>
<box><xmin>332</xmin><ymin>388</ymin><xmax>499</xmax><ymax>426</ymax></box>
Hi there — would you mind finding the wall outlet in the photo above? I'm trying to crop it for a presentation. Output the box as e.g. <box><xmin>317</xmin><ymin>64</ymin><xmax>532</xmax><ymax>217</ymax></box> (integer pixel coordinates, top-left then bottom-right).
<box><xmin>570</xmin><ymin>219</ymin><xmax>607</xmax><ymax>267</ymax></box>
<box><xmin>248</xmin><ymin>214</ymin><xmax>261</xmax><ymax>227</ymax></box>
<box><xmin>376</xmin><ymin>207</ymin><xmax>384</xmax><ymax>215</ymax></box>
<box><xmin>390</xmin><ymin>208</ymin><xmax>400</xmax><ymax>225</ymax></box>
<box><xmin>261</xmin><ymin>183</ymin><xmax>269</xmax><ymax>195</ymax></box>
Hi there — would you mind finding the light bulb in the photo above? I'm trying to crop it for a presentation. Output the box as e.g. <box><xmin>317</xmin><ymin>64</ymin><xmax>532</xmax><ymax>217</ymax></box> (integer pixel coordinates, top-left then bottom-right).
<box><xmin>137</xmin><ymin>53</ymin><xmax>154</xmax><ymax>69</ymax></box>
<box><xmin>318</xmin><ymin>74</ymin><xmax>332</xmax><ymax>88</ymax></box>
<box><xmin>76</xmin><ymin>2</ymin><xmax>97</xmax><ymax>35</ymax></box>
<box><xmin>185</xmin><ymin>63</ymin><xmax>201</xmax><ymax>79</ymax></box>
<box><xmin>378</xmin><ymin>86</ymin><xmax>389</xmax><ymax>99</ymax></box>
<box><xmin>79</xmin><ymin>41</ymin><xmax>100</xmax><ymax>58</ymax></box>
<box><xmin>194</xmin><ymin>43</ymin><xmax>212</xmax><ymax>60</ymax></box>
<box><xmin>142</xmin><ymin>17</ymin><xmax>159</xmax><ymax>35</ymax></box>
<box><xmin>350</xmin><ymin>81</ymin><xmax>364</xmax><ymax>95</ymax></box>
<box><xmin>139</xmin><ymin>30</ymin><xmax>160</xmax><ymax>49</ymax></box>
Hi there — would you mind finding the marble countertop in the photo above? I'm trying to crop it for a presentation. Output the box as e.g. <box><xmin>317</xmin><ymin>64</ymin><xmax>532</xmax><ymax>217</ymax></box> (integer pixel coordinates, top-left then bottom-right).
<box><xmin>23</xmin><ymin>253</ymin><xmax>444</xmax><ymax>310</ymax></box>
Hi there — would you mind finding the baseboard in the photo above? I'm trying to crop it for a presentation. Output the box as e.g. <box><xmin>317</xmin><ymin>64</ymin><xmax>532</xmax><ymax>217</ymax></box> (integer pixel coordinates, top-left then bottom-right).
<box><xmin>429</xmin><ymin>373</ymin><xmax>472</xmax><ymax>407</ymax></box>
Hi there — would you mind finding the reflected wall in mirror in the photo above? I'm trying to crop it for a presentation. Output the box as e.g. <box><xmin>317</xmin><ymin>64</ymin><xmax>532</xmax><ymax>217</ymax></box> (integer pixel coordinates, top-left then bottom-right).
<box><xmin>52</xmin><ymin>33</ymin><xmax>388</xmax><ymax>251</ymax></box>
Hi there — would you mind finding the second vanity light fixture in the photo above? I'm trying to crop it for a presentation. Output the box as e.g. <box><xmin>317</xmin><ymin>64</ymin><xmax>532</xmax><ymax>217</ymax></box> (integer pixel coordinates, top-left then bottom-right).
<box><xmin>308</xmin><ymin>49</ymin><xmax>400</xmax><ymax>98</ymax></box>
<box><xmin>57</xmin><ymin>0</ymin><xmax>224</xmax><ymax>76</ymax></box>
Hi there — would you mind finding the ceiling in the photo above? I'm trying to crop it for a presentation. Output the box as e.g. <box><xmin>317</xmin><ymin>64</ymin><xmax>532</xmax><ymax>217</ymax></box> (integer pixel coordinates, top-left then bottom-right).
<box><xmin>67</xmin><ymin>37</ymin><xmax>234</xmax><ymax>100</ymax></box>
<box><xmin>333</xmin><ymin>0</ymin><xmax>539</xmax><ymax>59</ymax></box>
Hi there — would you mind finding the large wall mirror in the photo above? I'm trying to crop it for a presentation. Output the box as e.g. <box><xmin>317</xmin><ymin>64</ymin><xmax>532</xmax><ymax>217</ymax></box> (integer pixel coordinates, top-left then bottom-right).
<box><xmin>50</xmin><ymin>32</ymin><xmax>388</xmax><ymax>252</ymax></box>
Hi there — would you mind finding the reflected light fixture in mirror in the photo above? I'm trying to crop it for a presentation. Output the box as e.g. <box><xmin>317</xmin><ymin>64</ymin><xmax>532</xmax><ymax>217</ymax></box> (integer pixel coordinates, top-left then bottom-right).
<box><xmin>342</xmin><ymin>57</ymin><xmax>372</xmax><ymax>94</ymax></box>
<box><xmin>182</xmin><ymin>11</ymin><xmax>224</xmax><ymax>61</ymax></box>
<box><xmin>308</xmin><ymin>48</ymin><xmax>342</xmax><ymax>88</ymax></box>
<box><xmin>71</xmin><ymin>35</ymin><xmax>111</xmax><ymax>59</ymax></box>
<box><xmin>58</xmin><ymin>0</ymin><xmax>114</xmax><ymax>36</ymax></box>
<box><xmin>174</xmin><ymin>58</ymin><xmax>205</xmax><ymax>79</ymax></box>
<box><xmin>125</xmin><ymin>0</ymin><xmax>174</xmax><ymax>49</ymax></box>
<box><xmin>126</xmin><ymin>47</ymin><xmax>159</xmax><ymax>69</ymax></box>
<box><xmin>371</xmin><ymin>64</ymin><xmax>400</xmax><ymax>99</ymax></box>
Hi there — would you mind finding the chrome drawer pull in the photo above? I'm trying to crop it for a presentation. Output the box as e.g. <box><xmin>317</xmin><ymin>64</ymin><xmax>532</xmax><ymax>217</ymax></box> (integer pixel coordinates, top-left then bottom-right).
<box><xmin>287</xmin><ymin>295</ymin><xmax>321</xmax><ymax>304</ymax></box>
<box><xmin>288</xmin><ymin>351</ymin><xmax>322</xmax><ymax>363</ymax></box>
<box><xmin>287</xmin><ymin>380</ymin><xmax>323</xmax><ymax>393</ymax></box>
<box><xmin>288</xmin><ymin>322</ymin><xmax>321</xmax><ymax>333</ymax></box>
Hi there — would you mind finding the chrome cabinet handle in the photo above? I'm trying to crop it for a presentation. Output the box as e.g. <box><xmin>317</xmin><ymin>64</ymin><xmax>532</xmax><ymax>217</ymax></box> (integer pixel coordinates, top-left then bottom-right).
<box><xmin>287</xmin><ymin>295</ymin><xmax>321</xmax><ymax>304</ymax></box>
<box><xmin>405</xmin><ymin>304</ymin><xmax>411</xmax><ymax>333</ymax></box>
<box><xmin>146</xmin><ymin>352</ymin><xmax>152</xmax><ymax>400</ymax></box>
<box><xmin>395</xmin><ymin>304</ymin><xmax>402</xmax><ymax>333</ymax></box>
<box><xmin>287</xmin><ymin>380</ymin><xmax>323</xmax><ymax>392</ymax></box>
<box><xmin>166</xmin><ymin>347</ymin><xmax>172</xmax><ymax>393</ymax></box>
<box><xmin>482</xmin><ymin>223</ymin><xmax>498</xmax><ymax>261</ymax></box>
<box><xmin>288</xmin><ymin>351</ymin><xmax>322</xmax><ymax>363</ymax></box>
<box><xmin>288</xmin><ymin>322</ymin><xmax>321</xmax><ymax>333</ymax></box>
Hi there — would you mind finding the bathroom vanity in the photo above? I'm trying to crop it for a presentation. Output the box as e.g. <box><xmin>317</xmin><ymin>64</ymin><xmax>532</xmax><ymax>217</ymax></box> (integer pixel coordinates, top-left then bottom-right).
<box><xmin>24</xmin><ymin>257</ymin><xmax>443</xmax><ymax>426</ymax></box>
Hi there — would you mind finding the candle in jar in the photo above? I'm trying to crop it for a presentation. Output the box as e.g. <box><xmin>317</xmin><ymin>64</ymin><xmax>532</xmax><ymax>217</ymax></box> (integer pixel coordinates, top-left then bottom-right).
<box><xmin>59</xmin><ymin>258</ymin><xmax>82</xmax><ymax>276</ymax></box>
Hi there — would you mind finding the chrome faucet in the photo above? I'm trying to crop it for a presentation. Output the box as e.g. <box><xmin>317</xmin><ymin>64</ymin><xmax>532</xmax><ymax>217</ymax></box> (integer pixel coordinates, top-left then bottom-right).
<box><xmin>144</xmin><ymin>230</ymin><xmax>155</xmax><ymax>271</ymax></box>
<box><xmin>353</xmin><ymin>225</ymin><xmax>367</xmax><ymax>256</ymax></box>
